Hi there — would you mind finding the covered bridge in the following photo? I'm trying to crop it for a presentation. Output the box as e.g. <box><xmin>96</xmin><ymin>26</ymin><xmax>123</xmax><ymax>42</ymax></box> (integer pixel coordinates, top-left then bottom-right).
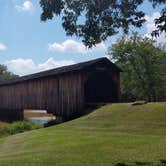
<box><xmin>0</xmin><ymin>57</ymin><xmax>122</xmax><ymax>121</ymax></box>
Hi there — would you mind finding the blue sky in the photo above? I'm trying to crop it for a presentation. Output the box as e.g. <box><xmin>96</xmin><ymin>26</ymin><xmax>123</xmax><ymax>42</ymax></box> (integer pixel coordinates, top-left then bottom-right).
<box><xmin>0</xmin><ymin>0</ymin><xmax>165</xmax><ymax>75</ymax></box>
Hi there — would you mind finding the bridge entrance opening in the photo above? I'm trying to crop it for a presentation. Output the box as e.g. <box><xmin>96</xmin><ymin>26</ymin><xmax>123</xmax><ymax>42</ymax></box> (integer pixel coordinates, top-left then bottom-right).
<box><xmin>84</xmin><ymin>70</ymin><xmax>116</xmax><ymax>103</ymax></box>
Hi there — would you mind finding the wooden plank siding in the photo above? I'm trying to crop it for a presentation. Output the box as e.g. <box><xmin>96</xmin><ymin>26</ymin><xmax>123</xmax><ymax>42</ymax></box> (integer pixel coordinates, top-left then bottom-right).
<box><xmin>0</xmin><ymin>72</ymin><xmax>87</xmax><ymax>120</ymax></box>
<box><xmin>0</xmin><ymin>58</ymin><xmax>122</xmax><ymax>121</ymax></box>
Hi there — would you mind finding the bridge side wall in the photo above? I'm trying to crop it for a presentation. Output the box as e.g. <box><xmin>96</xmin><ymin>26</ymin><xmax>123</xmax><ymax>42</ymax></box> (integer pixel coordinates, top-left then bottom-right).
<box><xmin>0</xmin><ymin>72</ymin><xmax>86</xmax><ymax>120</ymax></box>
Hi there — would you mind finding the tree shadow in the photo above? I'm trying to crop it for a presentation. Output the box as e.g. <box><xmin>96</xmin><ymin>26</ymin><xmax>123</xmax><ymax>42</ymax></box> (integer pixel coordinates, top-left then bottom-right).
<box><xmin>115</xmin><ymin>160</ymin><xmax>166</xmax><ymax>166</ymax></box>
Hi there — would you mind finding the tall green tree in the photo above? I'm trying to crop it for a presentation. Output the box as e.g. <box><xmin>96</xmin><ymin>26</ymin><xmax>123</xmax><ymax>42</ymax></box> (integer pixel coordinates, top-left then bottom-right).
<box><xmin>108</xmin><ymin>34</ymin><xmax>166</xmax><ymax>102</ymax></box>
<box><xmin>0</xmin><ymin>65</ymin><xmax>18</xmax><ymax>81</ymax></box>
<box><xmin>40</xmin><ymin>0</ymin><xmax>165</xmax><ymax>48</ymax></box>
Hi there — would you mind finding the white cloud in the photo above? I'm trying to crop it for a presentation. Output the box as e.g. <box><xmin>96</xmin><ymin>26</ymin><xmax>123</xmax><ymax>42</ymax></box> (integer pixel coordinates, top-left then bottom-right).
<box><xmin>145</xmin><ymin>12</ymin><xmax>166</xmax><ymax>45</ymax></box>
<box><xmin>0</xmin><ymin>43</ymin><xmax>7</xmax><ymax>51</ymax></box>
<box><xmin>6</xmin><ymin>58</ymin><xmax>75</xmax><ymax>76</ymax></box>
<box><xmin>48</xmin><ymin>39</ymin><xmax>107</xmax><ymax>54</ymax></box>
<box><xmin>15</xmin><ymin>1</ymin><xmax>35</xmax><ymax>13</ymax></box>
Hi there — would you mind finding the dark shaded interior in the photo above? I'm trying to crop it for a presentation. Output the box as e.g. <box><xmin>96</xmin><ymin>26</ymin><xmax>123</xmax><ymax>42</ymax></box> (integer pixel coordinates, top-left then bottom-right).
<box><xmin>85</xmin><ymin>70</ymin><xmax>117</xmax><ymax>103</ymax></box>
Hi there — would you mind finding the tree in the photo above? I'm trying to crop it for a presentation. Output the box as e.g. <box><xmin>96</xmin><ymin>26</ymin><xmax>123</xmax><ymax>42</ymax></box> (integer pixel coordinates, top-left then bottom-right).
<box><xmin>108</xmin><ymin>33</ymin><xmax>166</xmax><ymax>102</ymax></box>
<box><xmin>0</xmin><ymin>65</ymin><xmax>18</xmax><ymax>81</ymax></box>
<box><xmin>40</xmin><ymin>0</ymin><xmax>165</xmax><ymax>48</ymax></box>
<box><xmin>150</xmin><ymin>0</ymin><xmax>166</xmax><ymax>37</ymax></box>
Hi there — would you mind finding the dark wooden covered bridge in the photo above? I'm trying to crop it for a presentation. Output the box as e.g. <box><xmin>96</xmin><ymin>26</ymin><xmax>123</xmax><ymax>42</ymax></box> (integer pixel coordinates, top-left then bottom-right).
<box><xmin>0</xmin><ymin>57</ymin><xmax>122</xmax><ymax>121</ymax></box>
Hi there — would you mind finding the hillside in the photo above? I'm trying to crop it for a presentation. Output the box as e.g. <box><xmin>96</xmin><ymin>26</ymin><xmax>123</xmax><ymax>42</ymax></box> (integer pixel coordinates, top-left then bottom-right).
<box><xmin>0</xmin><ymin>103</ymin><xmax>166</xmax><ymax>166</ymax></box>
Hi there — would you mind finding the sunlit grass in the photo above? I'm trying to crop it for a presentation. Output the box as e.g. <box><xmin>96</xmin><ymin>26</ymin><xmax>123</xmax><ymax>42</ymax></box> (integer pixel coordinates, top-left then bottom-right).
<box><xmin>0</xmin><ymin>102</ymin><xmax>166</xmax><ymax>166</ymax></box>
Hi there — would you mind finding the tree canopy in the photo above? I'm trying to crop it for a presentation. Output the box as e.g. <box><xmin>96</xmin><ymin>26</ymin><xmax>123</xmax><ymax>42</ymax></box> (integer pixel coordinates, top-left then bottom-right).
<box><xmin>0</xmin><ymin>65</ymin><xmax>18</xmax><ymax>81</ymax></box>
<box><xmin>40</xmin><ymin>0</ymin><xmax>165</xmax><ymax>48</ymax></box>
<box><xmin>108</xmin><ymin>33</ymin><xmax>166</xmax><ymax>102</ymax></box>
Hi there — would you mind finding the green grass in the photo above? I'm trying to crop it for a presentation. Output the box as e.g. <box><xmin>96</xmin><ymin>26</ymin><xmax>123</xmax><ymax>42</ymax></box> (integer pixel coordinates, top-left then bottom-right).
<box><xmin>0</xmin><ymin>103</ymin><xmax>166</xmax><ymax>166</ymax></box>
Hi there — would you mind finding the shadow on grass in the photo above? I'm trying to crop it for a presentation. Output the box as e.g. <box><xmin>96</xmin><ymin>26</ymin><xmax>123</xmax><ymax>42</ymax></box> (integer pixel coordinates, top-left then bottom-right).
<box><xmin>44</xmin><ymin>103</ymin><xmax>108</xmax><ymax>127</ymax></box>
<box><xmin>115</xmin><ymin>160</ymin><xmax>166</xmax><ymax>166</ymax></box>
<box><xmin>84</xmin><ymin>103</ymin><xmax>108</xmax><ymax>115</ymax></box>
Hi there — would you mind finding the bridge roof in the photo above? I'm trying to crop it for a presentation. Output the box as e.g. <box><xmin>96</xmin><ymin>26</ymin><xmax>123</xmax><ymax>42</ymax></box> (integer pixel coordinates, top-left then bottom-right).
<box><xmin>0</xmin><ymin>57</ymin><xmax>122</xmax><ymax>86</ymax></box>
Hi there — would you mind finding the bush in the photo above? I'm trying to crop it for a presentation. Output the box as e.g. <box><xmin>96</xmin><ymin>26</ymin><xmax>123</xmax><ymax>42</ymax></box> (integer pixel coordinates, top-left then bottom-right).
<box><xmin>0</xmin><ymin>121</ymin><xmax>42</xmax><ymax>138</ymax></box>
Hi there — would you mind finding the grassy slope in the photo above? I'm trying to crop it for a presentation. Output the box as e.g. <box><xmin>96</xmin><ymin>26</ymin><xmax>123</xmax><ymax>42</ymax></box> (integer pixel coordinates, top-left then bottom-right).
<box><xmin>0</xmin><ymin>103</ymin><xmax>166</xmax><ymax>166</ymax></box>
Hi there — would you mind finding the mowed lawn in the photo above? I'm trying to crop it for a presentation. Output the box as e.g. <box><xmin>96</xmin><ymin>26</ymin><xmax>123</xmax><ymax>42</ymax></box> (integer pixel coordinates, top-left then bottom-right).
<box><xmin>0</xmin><ymin>103</ymin><xmax>166</xmax><ymax>166</ymax></box>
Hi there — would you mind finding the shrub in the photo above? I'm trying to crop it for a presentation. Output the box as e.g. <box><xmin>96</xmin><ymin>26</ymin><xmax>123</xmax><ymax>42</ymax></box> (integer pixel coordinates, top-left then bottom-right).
<box><xmin>0</xmin><ymin>121</ymin><xmax>42</xmax><ymax>138</ymax></box>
